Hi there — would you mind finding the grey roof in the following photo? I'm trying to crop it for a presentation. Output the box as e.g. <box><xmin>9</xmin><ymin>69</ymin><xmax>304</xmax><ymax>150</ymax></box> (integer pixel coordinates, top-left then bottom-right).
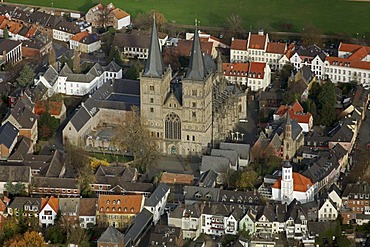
<box><xmin>59</xmin><ymin>198</ymin><xmax>80</xmax><ymax>215</ymax></box>
<box><xmin>219</xmin><ymin>142</ymin><xmax>250</xmax><ymax>160</ymax></box>
<box><xmin>143</xmin><ymin>19</ymin><xmax>164</xmax><ymax>77</ymax></box>
<box><xmin>32</xmin><ymin>177</ymin><xmax>79</xmax><ymax>189</ymax></box>
<box><xmin>98</xmin><ymin>226</ymin><xmax>124</xmax><ymax>244</ymax></box>
<box><xmin>80</xmin><ymin>33</ymin><xmax>99</xmax><ymax>44</ymax></box>
<box><xmin>45</xmin><ymin>150</ymin><xmax>65</xmax><ymax>177</ymax></box>
<box><xmin>203</xmin><ymin>202</ymin><xmax>229</xmax><ymax>216</ymax></box>
<box><xmin>329</xmin><ymin>124</ymin><xmax>354</xmax><ymax>142</ymax></box>
<box><xmin>200</xmin><ymin>155</ymin><xmax>230</xmax><ymax>174</ymax></box>
<box><xmin>124</xmin><ymin>208</ymin><xmax>153</xmax><ymax>246</ymax></box>
<box><xmin>169</xmin><ymin>203</ymin><xmax>201</xmax><ymax>219</ymax></box>
<box><xmin>211</xmin><ymin>149</ymin><xmax>238</xmax><ymax>167</ymax></box>
<box><xmin>54</xmin><ymin>19</ymin><xmax>80</xmax><ymax>34</ymax></box>
<box><xmin>145</xmin><ymin>183</ymin><xmax>170</xmax><ymax>207</ymax></box>
<box><xmin>0</xmin><ymin>165</ymin><xmax>30</xmax><ymax>182</ymax></box>
<box><xmin>285</xmin><ymin>199</ymin><xmax>308</xmax><ymax>224</ymax></box>
<box><xmin>95</xmin><ymin>166</ymin><xmax>136</xmax><ymax>184</ymax></box>
<box><xmin>302</xmin><ymin>156</ymin><xmax>339</xmax><ymax>183</ymax></box>
<box><xmin>256</xmin><ymin>204</ymin><xmax>275</xmax><ymax>222</ymax></box>
<box><xmin>186</xmin><ymin>28</ymin><xmax>207</xmax><ymax>81</ymax></box>
<box><xmin>0</xmin><ymin>122</ymin><xmax>18</xmax><ymax>148</ymax></box>
<box><xmin>79</xmin><ymin>198</ymin><xmax>97</xmax><ymax>216</ymax></box>
<box><xmin>342</xmin><ymin>181</ymin><xmax>370</xmax><ymax>198</ymax></box>
<box><xmin>328</xmin><ymin>183</ymin><xmax>342</xmax><ymax>197</ymax></box>
<box><xmin>42</xmin><ymin>65</ymin><xmax>59</xmax><ymax>86</ymax></box>
<box><xmin>70</xmin><ymin>106</ymin><xmax>92</xmax><ymax>132</ymax></box>
<box><xmin>8</xmin><ymin>197</ymin><xmax>42</xmax><ymax>210</ymax></box>
<box><xmin>103</xmin><ymin>61</ymin><xmax>122</xmax><ymax>73</ymax></box>
<box><xmin>198</xmin><ymin>169</ymin><xmax>218</xmax><ymax>187</ymax></box>
<box><xmin>4</xmin><ymin>100</ymin><xmax>38</xmax><ymax>129</ymax></box>
<box><xmin>0</xmin><ymin>39</ymin><xmax>21</xmax><ymax>53</ymax></box>
<box><xmin>295</xmin><ymin>45</ymin><xmax>326</xmax><ymax>61</ymax></box>
<box><xmin>184</xmin><ymin>186</ymin><xmax>220</xmax><ymax>202</ymax></box>
<box><xmin>219</xmin><ymin>190</ymin><xmax>261</xmax><ymax>205</ymax></box>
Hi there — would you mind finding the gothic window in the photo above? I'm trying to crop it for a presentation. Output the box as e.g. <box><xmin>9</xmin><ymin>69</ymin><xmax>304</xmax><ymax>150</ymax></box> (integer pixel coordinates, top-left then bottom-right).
<box><xmin>165</xmin><ymin>113</ymin><xmax>181</xmax><ymax>140</ymax></box>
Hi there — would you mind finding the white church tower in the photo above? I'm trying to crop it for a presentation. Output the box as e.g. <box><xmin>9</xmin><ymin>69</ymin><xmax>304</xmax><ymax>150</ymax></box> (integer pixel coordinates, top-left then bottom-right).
<box><xmin>281</xmin><ymin>160</ymin><xmax>293</xmax><ymax>203</ymax></box>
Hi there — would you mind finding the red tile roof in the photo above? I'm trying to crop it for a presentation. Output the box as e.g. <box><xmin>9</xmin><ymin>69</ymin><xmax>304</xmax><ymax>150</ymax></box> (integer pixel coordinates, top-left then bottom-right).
<box><xmin>7</xmin><ymin>21</ymin><xmax>23</xmax><ymax>34</ymax></box>
<box><xmin>326</xmin><ymin>56</ymin><xmax>370</xmax><ymax>70</ymax></box>
<box><xmin>248</xmin><ymin>34</ymin><xmax>266</xmax><ymax>50</ymax></box>
<box><xmin>98</xmin><ymin>194</ymin><xmax>143</xmax><ymax>215</ymax></box>
<box><xmin>0</xmin><ymin>19</ymin><xmax>8</xmax><ymax>29</ymax></box>
<box><xmin>223</xmin><ymin>63</ymin><xmax>249</xmax><ymax>77</ymax></box>
<box><xmin>71</xmin><ymin>30</ymin><xmax>89</xmax><ymax>42</ymax></box>
<box><xmin>41</xmin><ymin>196</ymin><xmax>59</xmax><ymax>213</ymax></box>
<box><xmin>249</xmin><ymin>62</ymin><xmax>266</xmax><ymax>79</ymax></box>
<box><xmin>0</xmin><ymin>16</ymin><xmax>5</xmax><ymax>26</ymax></box>
<box><xmin>25</xmin><ymin>26</ymin><xmax>37</xmax><ymax>38</ymax></box>
<box><xmin>160</xmin><ymin>172</ymin><xmax>194</xmax><ymax>185</ymax></box>
<box><xmin>177</xmin><ymin>39</ymin><xmax>212</xmax><ymax>57</ymax></box>
<box><xmin>231</xmin><ymin>39</ymin><xmax>247</xmax><ymax>50</ymax></box>
<box><xmin>111</xmin><ymin>8</ymin><xmax>130</xmax><ymax>19</ymax></box>
<box><xmin>266</xmin><ymin>42</ymin><xmax>286</xmax><ymax>54</ymax></box>
<box><xmin>276</xmin><ymin>101</ymin><xmax>312</xmax><ymax>124</ymax></box>
<box><xmin>338</xmin><ymin>43</ymin><xmax>365</xmax><ymax>53</ymax></box>
<box><xmin>272</xmin><ymin>172</ymin><xmax>313</xmax><ymax>192</ymax></box>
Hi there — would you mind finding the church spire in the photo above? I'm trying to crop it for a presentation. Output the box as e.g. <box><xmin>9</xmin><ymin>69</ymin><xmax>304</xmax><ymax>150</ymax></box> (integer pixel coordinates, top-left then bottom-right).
<box><xmin>143</xmin><ymin>15</ymin><xmax>164</xmax><ymax>77</ymax></box>
<box><xmin>186</xmin><ymin>19</ymin><xmax>206</xmax><ymax>81</ymax></box>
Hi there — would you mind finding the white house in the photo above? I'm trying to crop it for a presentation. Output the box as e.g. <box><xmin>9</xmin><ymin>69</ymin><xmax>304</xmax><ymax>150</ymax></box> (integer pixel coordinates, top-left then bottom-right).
<box><xmin>69</xmin><ymin>31</ymin><xmax>101</xmax><ymax>53</ymax></box>
<box><xmin>223</xmin><ymin>62</ymin><xmax>271</xmax><ymax>91</ymax></box>
<box><xmin>53</xmin><ymin>20</ymin><xmax>92</xmax><ymax>42</ymax></box>
<box><xmin>168</xmin><ymin>203</ymin><xmax>202</xmax><ymax>240</ymax></box>
<box><xmin>271</xmin><ymin>161</ymin><xmax>315</xmax><ymax>204</ymax></box>
<box><xmin>318</xmin><ymin>196</ymin><xmax>338</xmax><ymax>222</ymax></box>
<box><xmin>143</xmin><ymin>184</ymin><xmax>170</xmax><ymax>225</ymax></box>
<box><xmin>39</xmin><ymin>196</ymin><xmax>59</xmax><ymax>227</ymax></box>
<box><xmin>79</xmin><ymin>198</ymin><xmax>97</xmax><ymax>229</ymax></box>
<box><xmin>239</xmin><ymin>206</ymin><xmax>259</xmax><ymax>235</ymax></box>
<box><xmin>201</xmin><ymin>203</ymin><xmax>229</xmax><ymax>236</ymax></box>
<box><xmin>35</xmin><ymin>61</ymin><xmax>122</xmax><ymax>97</ymax></box>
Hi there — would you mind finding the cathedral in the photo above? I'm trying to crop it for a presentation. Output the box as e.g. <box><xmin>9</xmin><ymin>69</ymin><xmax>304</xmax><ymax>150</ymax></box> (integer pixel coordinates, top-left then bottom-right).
<box><xmin>140</xmin><ymin>20</ymin><xmax>247</xmax><ymax>156</ymax></box>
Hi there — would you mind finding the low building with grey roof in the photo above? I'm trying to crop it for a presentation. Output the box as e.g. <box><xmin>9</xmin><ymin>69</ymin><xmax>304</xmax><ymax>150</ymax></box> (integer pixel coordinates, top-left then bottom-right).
<box><xmin>98</xmin><ymin>226</ymin><xmax>125</xmax><ymax>247</ymax></box>
<box><xmin>219</xmin><ymin>142</ymin><xmax>250</xmax><ymax>168</ymax></box>
<box><xmin>124</xmin><ymin>208</ymin><xmax>153</xmax><ymax>247</ymax></box>
<box><xmin>0</xmin><ymin>165</ymin><xmax>31</xmax><ymax>194</ymax></box>
<box><xmin>31</xmin><ymin>177</ymin><xmax>80</xmax><ymax>197</ymax></box>
<box><xmin>0</xmin><ymin>121</ymin><xmax>19</xmax><ymax>160</ymax></box>
<box><xmin>200</xmin><ymin>156</ymin><xmax>231</xmax><ymax>185</ymax></box>
<box><xmin>7</xmin><ymin>197</ymin><xmax>42</xmax><ymax>217</ymax></box>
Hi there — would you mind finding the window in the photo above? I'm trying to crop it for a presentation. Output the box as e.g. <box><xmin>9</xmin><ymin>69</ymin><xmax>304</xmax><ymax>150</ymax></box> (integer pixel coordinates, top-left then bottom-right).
<box><xmin>150</xmin><ymin>107</ymin><xmax>154</xmax><ymax>113</ymax></box>
<box><xmin>192</xmin><ymin>89</ymin><xmax>197</xmax><ymax>96</ymax></box>
<box><xmin>192</xmin><ymin>102</ymin><xmax>197</xmax><ymax>108</ymax></box>
<box><xmin>165</xmin><ymin>113</ymin><xmax>181</xmax><ymax>140</ymax></box>
<box><xmin>192</xmin><ymin>136</ymin><xmax>195</xmax><ymax>141</ymax></box>
<box><xmin>150</xmin><ymin>85</ymin><xmax>154</xmax><ymax>91</ymax></box>
<box><xmin>150</xmin><ymin>98</ymin><xmax>154</xmax><ymax>103</ymax></box>
<box><xmin>187</xmin><ymin>135</ymin><xmax>189</xmax><ymax>141</ymax></box>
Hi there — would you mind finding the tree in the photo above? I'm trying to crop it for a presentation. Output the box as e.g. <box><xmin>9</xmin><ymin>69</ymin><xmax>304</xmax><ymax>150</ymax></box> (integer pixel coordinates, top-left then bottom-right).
<box><xmin>125</xmin><ymin>60</ymin><xmax>142</xmax><ymax>80</ymax></box>
<box><xmin>23</xmin><ymin>231</ymin><xmax>46</xmax><ymax>247</ymax></box>
<box><xmin>5</xmin><ymin>182</ymin><xmax>26</xmax><ymax>196</ymax></box>
<box><xmin>115</xmin><ymin>106</ymin><xmax>159</xmax><ymax>173</ymax></box>
<box><xmin>1</xmin><ymin>217</ymin><xmax>20</xmax><ymax>243</ymax></box>
<box><xmin>133</xmin><ymin>12</ymin><xmax>152</xmax><ymax>30</ymax></box>
<box><xmin>16</xmin><ymin>65</ymin><xmax>35</xmax><ymax>88</ymax></box>
<box><xmin>49</xmin><ymin>47</ymin><xmax>56</xmax><ymax>67</ymax></box>
<box><xmin>45</xmin><ymin>225</ymin><xmax>66</xmax><ymax>244</ymax></box>
<box><xmin>150</xmin><ymin>10</ymin><xmax>166</xmax><ymax>31</ymax></box>
<box><xmin>98</xmin><ymin>7</ymin><xmax>111</xmax><ymax>30</ymax></box>
<box><xmin>302</xmin><ymin>24</ymin><xmax>323</xmax><ymax>48</ymax></box>
<box><xmin>73</xmin><ymin>49</ymin><xmax>81</xmax><ymax>73</ymax></box>
<box><xmin>226</xmin><ymin>14</ymin><xmax>244</xmax><ymax>39</ymax></box>
<box><xmin>3</xmin><ymin>26</ymin><xmax>9</xmax><ymax>39</ymax></box>
<box><xmin>236</xmin><ymin>170</ymin><xmax>258</xmax><ymax>190</ymax></box>
<box><xmin>38</xmin><ymin>112</ymin><xmax>59</xmax><ymax>140</ymax></box>
<box><xmin>108</xmin><ymin>46</ymin><xmax>124</xmax><ymax>67</ymax></box>
<box><xmin>66</xmin><ymin>55</ymin><xmax>73</xmax><ymax>69</ymax></box>
<box><xmin>163</xmin><ymin>47</ymin><xmax>180</xmax><ymax>70</ymax></box>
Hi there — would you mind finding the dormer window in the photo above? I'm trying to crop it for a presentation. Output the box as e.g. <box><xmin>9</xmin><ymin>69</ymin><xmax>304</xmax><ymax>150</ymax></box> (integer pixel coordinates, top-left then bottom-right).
<box><xmin>131</xmin><ymin>207</ymin><xmax>134</xmax><ymax>212</ymax></box>
<box><xmin>124</xmin><ymin>207</ymin><xmax>128</xmax><ymax>212</ymax></box>
<box><xmin>195</xmin><ymin>193</ymin><xmax>202</xmax><ymax>199</ymax></box>
<box><xmin>107</xmin><ymin>200</ymin><xmax>110</xmax><ymax>204</ymax></box>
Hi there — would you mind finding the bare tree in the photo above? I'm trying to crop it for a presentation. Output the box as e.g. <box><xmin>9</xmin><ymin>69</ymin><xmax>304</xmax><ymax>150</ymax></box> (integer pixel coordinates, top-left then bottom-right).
<box><xmin>73</xmin><ymin>49</ymin><xmax>81</xmax><ymax>73</ymax></box>
<box><xmin>226</xmin><ymin>14</ymin><xmax>244</xmax><ymax>39</ymax></box>
<box><xmin>302</xmin><ymin>23</ymin><xmax>323</xmax><ymax>48</ymax></box>
<box><xmin>98</xmin><ymin>7</ymin><xmax>111</xmax><ymax>30</ymax></box>
<box><xmin>49</xmin><ymin>47</ymin><xmax>56</xmax><ymax>67</ymax></box>
<box><xmin>115</xmin><ymin>106</ymin><xmax>159</xmax><ymax>173</ymax></box>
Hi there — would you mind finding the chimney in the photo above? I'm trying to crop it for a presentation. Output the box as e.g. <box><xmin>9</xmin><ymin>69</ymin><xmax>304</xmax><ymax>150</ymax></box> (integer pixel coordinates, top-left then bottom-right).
<box><xmin>258</xmin><ymin>29</ymin><xmax>264</xmax><ymax>36</ymax></box>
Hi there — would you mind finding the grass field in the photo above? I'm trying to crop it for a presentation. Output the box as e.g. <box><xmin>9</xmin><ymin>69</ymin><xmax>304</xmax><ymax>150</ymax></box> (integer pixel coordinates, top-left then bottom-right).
<box><xmin>6</xmin><ymin>0</ymin><xmax>370</xmax><ymax>35</ymax></box>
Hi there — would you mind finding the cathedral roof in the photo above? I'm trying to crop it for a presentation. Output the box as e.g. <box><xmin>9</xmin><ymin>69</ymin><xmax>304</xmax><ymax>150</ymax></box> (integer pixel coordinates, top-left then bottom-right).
<box><xmin>272</xmin><ymin>172</ymin><xmax>313</xmax><ymax>192</ymax></box>
<box><xmin>143</xmin><ymin>18</ymin><xmax>164</xmax><ymax>77</ymax></box>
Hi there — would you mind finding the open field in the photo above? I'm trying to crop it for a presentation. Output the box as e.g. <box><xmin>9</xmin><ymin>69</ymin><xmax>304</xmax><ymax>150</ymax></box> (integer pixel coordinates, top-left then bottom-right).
<box><xmin>6</xmin><ymin>0</ymin><xmax>370</xmax><ymax>35</ymax></box>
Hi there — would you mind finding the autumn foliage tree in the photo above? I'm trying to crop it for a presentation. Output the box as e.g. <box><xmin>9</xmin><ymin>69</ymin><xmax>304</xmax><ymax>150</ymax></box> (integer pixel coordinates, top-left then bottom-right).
<box><xmin>226</xmin><ymin>14</ymin><xmax>244</xmax><ymax>39</ymax></box>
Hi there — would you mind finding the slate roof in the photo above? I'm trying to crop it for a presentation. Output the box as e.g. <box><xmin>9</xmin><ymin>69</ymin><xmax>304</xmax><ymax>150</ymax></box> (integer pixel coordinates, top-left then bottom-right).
<box><xmin>211</xmin><ymin>149</ymin><xmax>238</xmax><ymax>167</ymax></box>
<box><xmin>145</xmin><ymin>183</ymin><xmax>170</xmax><ymax>207</ymax></box>
<box><xmin>219</xmin><ymin>142</ymin><xmax>250</xmax><ymax>160</ymax></box>
<box><xmin>143</xmin><ymin>18</ymin><xmax>164</xmax><ymax>77</ymax></box>
<box><xmin>302</xmin><ymin>156</ymin><xmax>339</xmax><ymax>183</ymax></box>
<box><xmin>7</xmin><ymin>197</ymin><xmax>42</xmax><ymax>210</ymax></box>
<box><xmin>5</xmin><ymin>100</ymin><xmax>38</xmax><ymax>129</ymax></box>
<box><xmin>95</xmin><ymin>165</ymin><xmax>136</xmax><ymax>182</ymax></box>
<box><xmin>295</xmin><ymin>45</ymin><xmax>326</xmax><ymax>61</ymax></box>
<box><xmin>0</xmin><ymin>165</ymin><xmax>30</xmax><ymax>182</ymax></box>
<box><xmin>59</xmin><ymin>198</ymin><xmax>80</xmax><ymax>216</ymax></box>
<box><xmin>200</xmin><ymin>155</ymin><xmax>230</xmax><ymax>174</ymax></box>
<box><xmin>256</xmin><ymin>204</ymin><xmax>275</xmax><ymax>222</ymax></box>
<box><xmin>329</xmin><ymin>124</ymin><xmax>354</xmax><ymax>142</ymax></box>
<box><xmin>79</xmin><ymin>198</ymin><xmax>97</xmax><ymax>216</ymax></box>
<box><xmin>198</xmin><ymin>169</ymin><xmax>218</xmax><ymax>187</ymax></box>
<box><xmin>184</xmin><ymin>186</ymin><xmax>220</xmax><ymax>202</ymax></box>
<box><xmin>219</xmin><ymin>190</ymin><xmax>261</xmax><ymax>205</ymax></box>
<box><xmin>0</xmin><ymin>39</ymin><xmax>21</xmax><ymax>53</ymax></box>
<box><xmin>203</xmin><ymin>202</ymin><xmax>229</xmax><ymax>216</ymax></box>
<box><xmin>186</xmin><ymin>28</ymin><xmax>207</xmax><ymax>81</ymax></box>
<box><xmin>342</xmin><ymin>181</ymin><xmax>370</xmax><ymax>198</ymax></box>
<box><xmin>124</xmin><ymin>208</ymin><xmax>153</xmax><ymax>246</ymax></box>
<box><xmin>70</xmin><ymin>106</ymin><xmax>92</xmax><ymax>132</ymax></box>
<box><xmin>42</xmin><ymin>65</ymin><xmax>58</xmax><ymax>86</ymax></box>
<box><xmin>32</xmin><ymin>177</ymin><xmax>79</xmax><ymax>189</ymax></box>
<box><xmin>0</xmin><ymin>122</ymin><xmax>18</xmax><ymax>149</ymax></box>
<box><xmin>169</xmin><ymin>203</ymin><xmax>201</xmax><ymax>219</ymax></box>
<box><xmin>98</xmin><ymin>226</ymin><xmax>124</xmax><ymax>244</ymax></box>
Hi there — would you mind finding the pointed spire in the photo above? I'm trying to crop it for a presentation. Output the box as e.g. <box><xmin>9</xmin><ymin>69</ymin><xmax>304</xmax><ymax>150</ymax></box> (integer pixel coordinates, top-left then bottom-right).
<box><xmin>286</xmin><ymin>111</ymin><xmax>292</xmax><ymax>126</ymax></box>
<box><xmin>186</xmin><ymin>20</ymin><xmax>206</xmax><ymax>81</ymax></box>
<box><xmin>143</xmin><ymin>15</ymin><xmax>164</xmax><ymax>77</ymax></box>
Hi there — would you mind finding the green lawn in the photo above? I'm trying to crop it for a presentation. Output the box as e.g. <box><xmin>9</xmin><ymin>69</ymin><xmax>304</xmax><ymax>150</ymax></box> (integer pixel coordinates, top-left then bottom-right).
<box><xmin>88</xmin><ymin>152</ymin><xmax>133</xmax><ymax>163</ymax></box>
<box><xmin>6</xmin><ymin>0</ymin><xmax>370</xmax><ymax>35</ymax></box>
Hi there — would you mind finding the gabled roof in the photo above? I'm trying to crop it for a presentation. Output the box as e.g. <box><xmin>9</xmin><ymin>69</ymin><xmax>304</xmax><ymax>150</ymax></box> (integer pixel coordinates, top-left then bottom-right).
<box><xmin>177</xmin><ymin>39</ymin><xmax>213</xmax><ymax>57</ymax></box>
<box><xmin>70</xmin><ymin>30</ymin><xmax>89</xmax><ymax>41</ymax></box>
<box><xmin>248</xmin><ymin>34</ymin><xmax>267</xmax><ymax>50</ymax></box>
<box><xmin>144</xmin><ymin>183</ymin><xmax>169</xmax><ymax>207</ymax></box>
<box><xmin>184</xmin><ymin>185</ymin><xmax>220</xmax><ymax>202</ymax></box>
<box><xmin>0</xmin><ymin>122</ymin><xmax>18</xmax><ymax>148</ymax></box>
<box><xmin>169</xmin><ymin>202</ymin><xmax>201</xmax><ymax>219</ymax></box>
<box><xmin>200</xmin><ymin>155</ymin><xmax>230</xmax><ymax>173</ymax></box>
<box><xmin>124</xmin><ymin>208</ymin><xmax>153</xmax><ymax>246</ymax></box>
<box><xmin>219</xmin><ymin>142</ymin><xmax>250</xmax><ymax>160</ymax></box>
<box><xmin>41</xmin><ymin>196</ymin><xmax>59</xmax><ymax>213</ymax></box>
<box><xmin>160</xmin><ymin>172</ymin><xmax>194</xmax><ymax>185</ymax></box>
<box><xmin>111</xmin><ymin>8</ymin><xmax>129</xmax><ymax>19</ymax></box>
<box><xmin>4</xmin><ymin>100</ymin><xmax>38</xmax><ymax>129</ymax></box>
<box><xmin>256</xmin><ymin>204</ymin><xmax>275</xmax><ymax>222</ymax></box>
<box><xmin>0</xmin><ymin>38</ymin><xmax>21</xmax><ymax>53</ymax></box>
<box><xmin>70</xmin><ymin>106</ymin><xmax>92</xmax><ymax>132</ymax></box>
<box><xmin>98</xmin><ymin>226</ymin><xmax>124</xmax><ymax>243</ymax></box>
<box><xmin>59</xmin><ymin>198</ymin><xmax>80</xmax><ymax>215</ymax></box>
<box><xmin>211</xmin><ymin>148</ymin><xmax>239</xmax><ymax>167</ymax></box>
<box><xmin>272</xmin><ymin>172</ymin><xmax>313</xmax><ymax>192</ymax></box>
<box><xmin>231</xmin><ymin>38</ymin><xmax>247</xmax><ymax>50</ymax></box>
<box><xmin>79</xmin><ymin>198</ymin><xmax>97</xmax><ymax>216</ymax></box>
<box><xmin>0</xmin><ymin>165</ymin><xmax>30</xmax><ymax>183</ymax></box>
<box><xmin>342</xmin><ymin>181</ymin><xmax>370</xmax><ymax>198</ymax></box>
<box><xmin>249</xmin><ymin>62</ymin><xmax>266</xmax><ymax>79</ymax></box>
<box><xmin>98</xmin><ymin>194</ymin><xmax>144</xmax><ymax>214</ymax></box>
<box><xmin>266</xmin><ymin>42</ymin><xmax>286</xmax><ymax>54</ymax></box>
<box><xmin>198</xmin><ymin>169</ymin><xmax>218</xmax><ymax>187</ymax></box>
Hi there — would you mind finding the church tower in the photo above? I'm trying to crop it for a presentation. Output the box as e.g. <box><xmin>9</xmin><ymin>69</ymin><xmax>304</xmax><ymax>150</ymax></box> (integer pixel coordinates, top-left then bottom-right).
<box><xmin>140</xmin><ymin>17</ymin><xmax>172</xmax><ymax>148</ymax></box>
<box><xmin>281</xmin><ymin>160</ymin><xmax>294</xmax><ymax>203</ymax></box>
<box><xmin>283</xmin><ymin>112</ymin><xmax>294</xmax><ymax>160</ymax></box>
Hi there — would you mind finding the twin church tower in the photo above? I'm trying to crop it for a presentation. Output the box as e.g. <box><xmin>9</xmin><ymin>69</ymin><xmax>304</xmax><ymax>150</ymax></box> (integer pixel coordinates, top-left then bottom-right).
<box><xmin>139</xmin><ymin>20</ymin><xmax>247</xmax><ymax>155</ymax></box>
